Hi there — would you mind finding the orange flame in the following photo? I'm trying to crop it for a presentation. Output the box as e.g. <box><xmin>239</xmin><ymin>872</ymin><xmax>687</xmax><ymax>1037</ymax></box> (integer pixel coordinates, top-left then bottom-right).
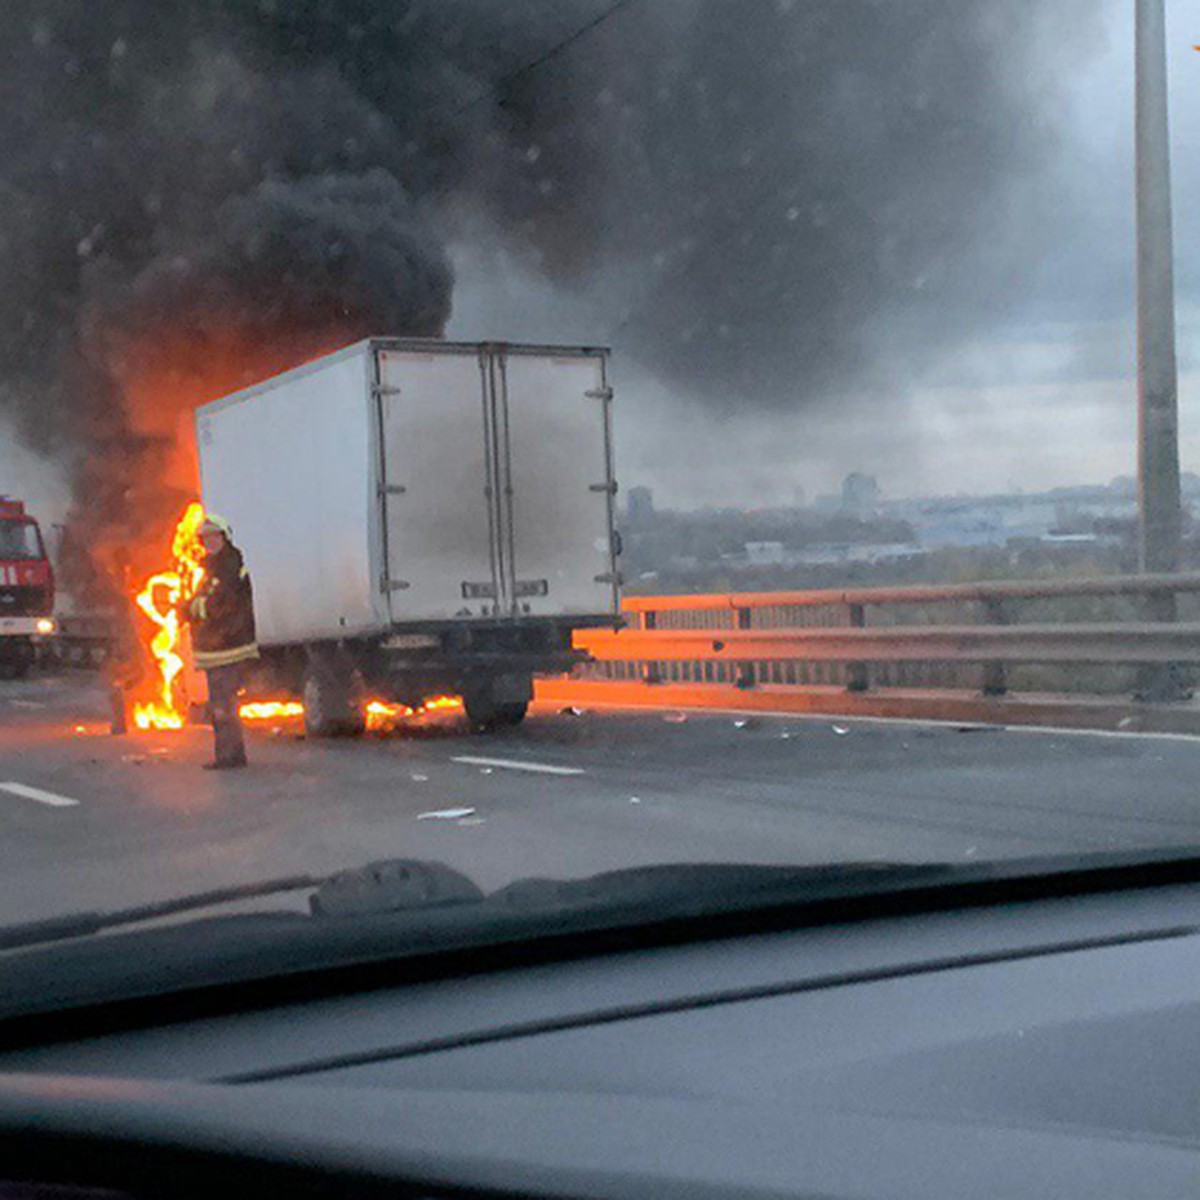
<box><xmin>364</xmin><ymin>694</ymin><xmax>463</xmax><ymax>731</ymax></box>
<box><xmin>235</xmin><ymin>695</ymin><xmax>464</xmax><ymax>729</ymax></box>
<box><xmin>131</xmin><ymin>502</ymin><xmax>207</xmax><ymax>731</ymax></box>
<box><xmin>239</xmin><ymin>701</ymin><xmax>305</xmax><ymax>721</ymax></box>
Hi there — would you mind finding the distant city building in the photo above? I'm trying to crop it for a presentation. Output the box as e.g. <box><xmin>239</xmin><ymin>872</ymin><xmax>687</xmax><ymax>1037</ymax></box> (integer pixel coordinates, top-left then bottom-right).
<box><xmin>841</xmin><ymin>473</ymin><xmax>880</xmax><ymax>519</ymax></box>
<box><xmin>626</xmin><ymin>486</ymin><xmax>655</xmax><ymax>523</ymax></box>
<box><xmin>744</xmin><ymin>541</ymin><xmax>785</xmax><ymax>566</ymax></box>
<box><xmin>732</xmin><ymin>540</ymin><xmax>925</xmax><ymax>570</ymax></box>
<box><xmin>881</xmin><ymin>485</ymin><xmax>1139</xmax><ymax>549</ymax></box>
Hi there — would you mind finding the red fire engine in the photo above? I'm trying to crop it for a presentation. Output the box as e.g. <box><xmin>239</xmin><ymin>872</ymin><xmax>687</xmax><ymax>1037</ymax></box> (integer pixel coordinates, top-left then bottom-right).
<box><xmin>0</xmin><ymin>496</ymin><xmax>56</xmax><ymax>676</ymax></box>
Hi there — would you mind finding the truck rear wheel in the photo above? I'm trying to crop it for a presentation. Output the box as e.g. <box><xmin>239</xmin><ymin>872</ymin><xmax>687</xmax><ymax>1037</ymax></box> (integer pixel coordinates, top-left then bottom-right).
<box><xmin>465</xmin><ymin>696</ymin><xmax>529</xmax><ymax>733</ymax></box>
<box><xmin>303</xmin><ymin>665</ymin><xmax>365</xmax><ymax>738</ymax></box>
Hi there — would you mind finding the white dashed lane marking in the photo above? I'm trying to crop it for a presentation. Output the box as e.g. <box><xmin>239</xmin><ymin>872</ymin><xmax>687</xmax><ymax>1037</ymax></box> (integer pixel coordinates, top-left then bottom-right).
<box><xmin>450</xmin><ymin>756</ymin><xmax>585</xmax><ymax>777</ymax></box>
<box><xmin>0</xmin><ymin>781</ymin><xmax>81</xmax><ymax>808</ymax></box>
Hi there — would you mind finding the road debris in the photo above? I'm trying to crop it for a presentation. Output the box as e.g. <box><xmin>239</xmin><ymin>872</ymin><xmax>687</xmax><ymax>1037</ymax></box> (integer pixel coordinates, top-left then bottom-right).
<box><xmin>417</xmin><ymin>807</ymin><xmax>476</xmax><ymax>821</ymax></box>
<box><xmin>559</xmin><ymin>706</ymin><xmax>587</xmax><ymax>717</ymax></box>
<box><xmin>663</xmin><ymin>712</ymin><xmax>688</xmax><ymax>724</ymax></box>
<box><xmin>457</xmin><ymin>816</ymin><xmax>486</xmax><ymax>826</ymax></box>
<box><xmin>629</xmin><ymin>796</ymin><xmax>642</xmax><ymax>804</ymax></box>
<box><xmin>411</xmin><ymin>773</ymin><xmax>429</xmax><ymax>783</ymax></box>
<box><xmin>831</xmin><ymin>725</ymin><xmax>850</xmax><ymax>736</ymax></box>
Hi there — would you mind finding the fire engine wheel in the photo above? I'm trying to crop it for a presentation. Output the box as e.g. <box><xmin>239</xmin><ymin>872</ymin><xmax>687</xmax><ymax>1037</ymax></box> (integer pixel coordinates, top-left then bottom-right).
<box><xmin>303</xmin><ymin>668</ymin><xmax>365</xmax><ymax>739</ymax></box>
<box><xmin>0</xmin><ymin>649</ymin><xmax>32</xmax><ymax>680</ymax></box>
<box><xmin>465</xmin><ymin>698</ymin><xmax>529</xmax><ymax>733</ymax></box>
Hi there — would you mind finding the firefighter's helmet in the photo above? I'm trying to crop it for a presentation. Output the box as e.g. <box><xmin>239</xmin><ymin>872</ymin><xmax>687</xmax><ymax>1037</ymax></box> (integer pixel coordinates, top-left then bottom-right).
<box><xmin>199</xmin><ymin>513</ymin><xmax>233</xmax><ymax>541</ymax></box>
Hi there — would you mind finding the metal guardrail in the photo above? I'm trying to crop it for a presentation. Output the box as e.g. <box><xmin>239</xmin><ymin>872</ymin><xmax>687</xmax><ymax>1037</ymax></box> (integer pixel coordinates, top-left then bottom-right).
<box><xmin>575</xmin><ymin>573</ymin><xmax>1200</xmax><ymax>701</ymax></box>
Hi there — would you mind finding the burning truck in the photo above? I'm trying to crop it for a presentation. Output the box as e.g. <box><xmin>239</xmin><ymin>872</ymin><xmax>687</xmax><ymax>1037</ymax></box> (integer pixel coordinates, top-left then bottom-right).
<box><xmin>0</xmin><ymin>496</ymin><xmax>56</xmax><ymax>677</ymax></box>
<box><xmin>132</xmin><ymin>338</ymin><xmax>620</xmax><ymax>736</ymax></box>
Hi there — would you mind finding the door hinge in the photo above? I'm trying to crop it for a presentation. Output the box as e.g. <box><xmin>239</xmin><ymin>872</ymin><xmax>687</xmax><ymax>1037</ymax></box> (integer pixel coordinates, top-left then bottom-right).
<box><xmin>382</xmin><ymin>577</ymin><xmax>411</xmax><ymax>592</ymax></box>
<box><xmin>585</xmin><ymin>387</ymin><xmax>614</xmax><ymax>401</ymax></box>
<box><xmin>372</xmin><ymin>384</ymin><xmax>402</xmax><ymax>397</ymax></box>
<box><xmin>589</xmin><ymin>481</ymin><xmax>618</xmax><ymax>494</ymax></box>
<box><xmin>377</xmin><ymin>483</ymin><xmax>407</xmax><ymax>497</ymax></box>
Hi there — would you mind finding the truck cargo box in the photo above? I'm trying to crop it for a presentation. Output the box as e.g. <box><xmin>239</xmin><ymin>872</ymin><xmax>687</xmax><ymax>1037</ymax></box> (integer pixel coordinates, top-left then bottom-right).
<box><xmin>195</xmin><ymin>339</ymin><xmax>619</xmax><ymax>649</ymax></box>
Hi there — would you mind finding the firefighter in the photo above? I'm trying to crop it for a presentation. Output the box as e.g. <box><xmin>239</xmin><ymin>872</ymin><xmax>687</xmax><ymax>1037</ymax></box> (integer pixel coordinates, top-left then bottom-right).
<box><xmin>185</xmin><ymin>514</ymin><xmax>258</xmax><ymax>770</ymax></box>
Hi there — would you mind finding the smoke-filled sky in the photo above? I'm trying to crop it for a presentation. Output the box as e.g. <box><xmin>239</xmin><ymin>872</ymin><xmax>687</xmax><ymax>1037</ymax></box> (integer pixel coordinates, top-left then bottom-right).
<box><xmin>0</xmin><ymin>0</ymin><xmax>1197</xmax><ymax>529</ymax></box>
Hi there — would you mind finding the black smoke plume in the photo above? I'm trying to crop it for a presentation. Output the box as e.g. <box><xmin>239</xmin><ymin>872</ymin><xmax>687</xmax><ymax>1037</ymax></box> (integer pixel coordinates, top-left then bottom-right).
<box><xmin>0</xmin><ymin>0</ymin><xmax>1097</xmax><ymax>594</ymax></box>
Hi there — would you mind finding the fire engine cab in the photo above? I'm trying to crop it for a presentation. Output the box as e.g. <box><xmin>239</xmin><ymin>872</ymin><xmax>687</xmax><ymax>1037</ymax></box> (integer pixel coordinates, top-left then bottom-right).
<box><xmin>0</xmin><ymin>496</ymin><xmax>56</xmax><ymax>677</ymax></box>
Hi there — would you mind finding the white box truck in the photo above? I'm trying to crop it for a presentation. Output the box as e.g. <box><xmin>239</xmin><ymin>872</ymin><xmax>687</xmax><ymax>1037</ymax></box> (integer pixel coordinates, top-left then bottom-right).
<box><xmin>194</xmin><ymin>338</ymin><xmax>620</xmax><ymax>734</ymax></box>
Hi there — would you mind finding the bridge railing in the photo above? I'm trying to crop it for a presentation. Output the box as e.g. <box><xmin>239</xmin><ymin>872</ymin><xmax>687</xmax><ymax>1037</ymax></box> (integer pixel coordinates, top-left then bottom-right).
<box><xmin>573</xmin><ymin>573</ymin><xmax>1200</xmax><ymax>701</ymax></box>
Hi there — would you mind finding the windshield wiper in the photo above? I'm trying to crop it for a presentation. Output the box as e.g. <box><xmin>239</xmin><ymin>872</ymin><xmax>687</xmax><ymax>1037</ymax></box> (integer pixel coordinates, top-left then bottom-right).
<box><xmin>0</xmin><ymin>874</ymin><xmax>325</xmax><ymax>953</ymax></box>
<box><xmin>0</xmin><ymin>859</ymin><xmax>920</xmax><ymax>954</ymax></box>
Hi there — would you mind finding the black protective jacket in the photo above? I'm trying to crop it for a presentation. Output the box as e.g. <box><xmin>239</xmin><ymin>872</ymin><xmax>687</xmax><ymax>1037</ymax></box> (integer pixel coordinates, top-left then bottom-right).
<box><xmin>189</xmin><ymin>543</ymin><xmax>258</xmax><ymax>670</ymax></box>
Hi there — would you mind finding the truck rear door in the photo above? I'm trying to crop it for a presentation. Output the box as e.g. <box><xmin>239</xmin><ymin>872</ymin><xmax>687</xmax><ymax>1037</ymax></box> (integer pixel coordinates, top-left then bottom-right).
<box><xmin>494</xmin><ymin>348</ymin><xmax>618</xmax><ymax>618</ymax></box>
<box><xmin>375</xmin><ymin>346</ymin><xmax>500</xmax><ymax>622</ymax></box>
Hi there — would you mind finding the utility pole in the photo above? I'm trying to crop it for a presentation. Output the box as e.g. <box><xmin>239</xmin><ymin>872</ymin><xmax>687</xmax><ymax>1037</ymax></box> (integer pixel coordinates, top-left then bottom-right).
<box><xmin>1135</xmin><ymin>0</ymin><xmax>1181</xmax><ymax>577</ymax></box>
<box><xmin>1135</xmin><ymin>0</ymin><xmax>1187</xmax><ymax>700</ymax></box>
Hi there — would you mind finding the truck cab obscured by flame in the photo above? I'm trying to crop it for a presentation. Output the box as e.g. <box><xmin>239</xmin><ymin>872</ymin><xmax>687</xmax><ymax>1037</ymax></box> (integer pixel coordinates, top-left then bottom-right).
<box><xmin>0</xmin><ymin>496</ymin><xmax>56</xmax><ymax>677</ymax></box>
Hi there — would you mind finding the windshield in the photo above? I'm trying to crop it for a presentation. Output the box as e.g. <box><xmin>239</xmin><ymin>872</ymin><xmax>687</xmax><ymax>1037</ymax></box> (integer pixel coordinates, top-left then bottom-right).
<box><xmin>0</xmin><ymin>521</ymin><xmax>42</xmax><ymax>561</ymax></box>
<box><xmin>1</xmin><ymin>1</ymin><xmax>1200</xmax><ymax>999</ymax></box>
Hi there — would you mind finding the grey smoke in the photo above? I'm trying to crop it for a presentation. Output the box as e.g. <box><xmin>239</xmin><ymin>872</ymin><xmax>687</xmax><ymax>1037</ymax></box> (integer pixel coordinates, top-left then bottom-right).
<box><xmin>0</xmin><ymin>0</ymin><xmax>1100</xmax><ymax>591</ymax></box>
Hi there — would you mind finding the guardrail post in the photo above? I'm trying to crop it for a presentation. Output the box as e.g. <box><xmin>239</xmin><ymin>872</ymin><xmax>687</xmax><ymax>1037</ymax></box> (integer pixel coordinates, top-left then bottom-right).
<box><xmin>1136</xmin><ymin>586</ymin><xmax>1191</xmax><ymax>701</ymax></box>
<box><xmin>846</xmin><ymin>603</ymin><xmax>869</xmax><ymax>692</ymax></box>
<box><xmin>981</xmin><ymin>598</ymin><xmax>1008</xmax><ymax>696</ymax></box>
<box><xmin>640</xmin><ymin>610</ymin><xmax>662</xmax><ymax>684</ymax></box>
<box><xmin>735</xmin><ymin>605</ymin><xmax>755</xmax><ymax>689</ymax></box>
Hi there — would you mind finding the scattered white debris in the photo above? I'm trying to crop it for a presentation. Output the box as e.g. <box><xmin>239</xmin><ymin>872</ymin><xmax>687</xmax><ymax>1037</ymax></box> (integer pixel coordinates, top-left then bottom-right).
<box><xmin>411</xmin><ymin>773</ymin><xmax>429</xmax><ymax>783</ymax></box>
<box><xmin>780</xmin><ymin>731</ymin><xmax>793</xmax><ymax>740</ymax></box>
<box><xmin>457</xmin><ymin>816</ymin><xmax>486</xmax><ymax>827</ymax></box>
<box><xmin>479</xmin><ymin>767</ymin><xmax>494</xmax><ymax>775</ymax></box>
<box><xmin>629</xmin><ymin>796</ymin><xmax>642</xmax><ymax>804</ymax></box>
<box><xmin>733</xmin><ymin>719</ymin><xmax>749</xmax><ymax>729</ymax></box>
<box><xmin>560</xmin><ymin>706</ymin><xmax>587</xmax><ymax>717</ymax></box>
<box><xmin>417</xmin><ymin>807</ymin><xmax>476</xmax><ymax>821</ymax></box>
<box><xmin>832</xmin><ymin>725</ymin><xmax>850</xmax><ymax>736</ymax></box>
<box><xmin>663</xmin><ymin>712</ymin><xmax>688</xmax><ymax>724</ymax></box>
<box><xmin>1117</xmin><ymin>716</ymin><xmax>1137</xmax><ymax>730</ymax></box>
<box><xmin>964</xmin><ymin>845</ymin><xmax>980</xmax><ymax>858</ymax></box>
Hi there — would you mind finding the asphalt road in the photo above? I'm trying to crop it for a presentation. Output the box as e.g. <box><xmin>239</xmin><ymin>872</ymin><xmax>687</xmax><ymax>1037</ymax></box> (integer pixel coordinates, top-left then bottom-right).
<box><xmin>3</xmin><ymin>673</ymin><xmax>1200</xmax><ymax>927</ymax></box>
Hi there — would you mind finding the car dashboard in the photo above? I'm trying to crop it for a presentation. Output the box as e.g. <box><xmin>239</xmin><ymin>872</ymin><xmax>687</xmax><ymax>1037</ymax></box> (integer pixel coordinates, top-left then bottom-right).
<box><xmin>1</xmin><ymin>880</ymin><xmax>1200</xmax><ymax>1198</ymax></box>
